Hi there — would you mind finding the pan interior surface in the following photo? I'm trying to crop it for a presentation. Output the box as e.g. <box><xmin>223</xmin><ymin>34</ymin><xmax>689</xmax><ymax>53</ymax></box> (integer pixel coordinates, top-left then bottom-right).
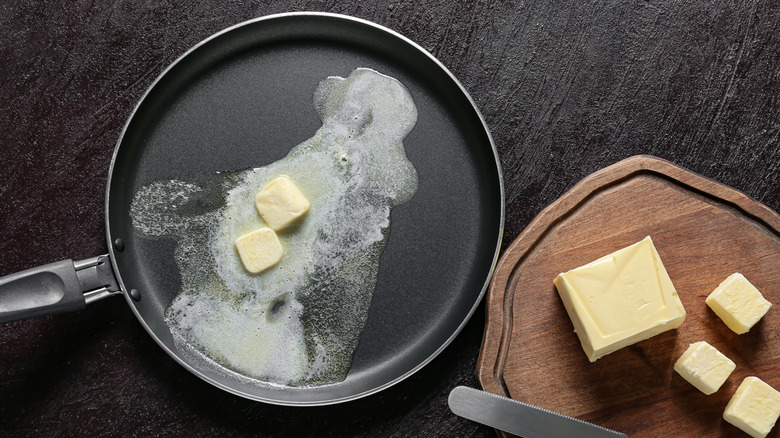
<box><xmin>107</xmin><ymin>13</ymin><xmax>502</xmax><ymax>405</ymax></box>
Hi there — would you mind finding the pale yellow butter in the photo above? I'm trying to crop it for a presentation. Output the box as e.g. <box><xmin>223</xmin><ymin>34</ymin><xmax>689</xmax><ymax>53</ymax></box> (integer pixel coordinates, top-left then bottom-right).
<box><xmin>553</xmin><ymin>236</ymin><xmax>686</xmax><ymax>362</ymax></box>
<box><xmin>724</xmin><ymin>376</ymin><xmax>780</xmax><ymax>438</ymax></box>
<box><xmin>706</xmin><ymin>273</ymin><xmax>772</xmax><ymax>335</ymax></box>
<box><xmin>255</xmin><ymin>176</ymin><xmax>310</xmax><ymax>231</ymax></box>
<box><xmin>234</xmin><ymin>227</ymin><xmax>284</xmax><ymax>274</ymax></box>
<box><xmin>674</xmin><ymin>341</ymin><xmax>735</xmax><ymax>395</ymax></box>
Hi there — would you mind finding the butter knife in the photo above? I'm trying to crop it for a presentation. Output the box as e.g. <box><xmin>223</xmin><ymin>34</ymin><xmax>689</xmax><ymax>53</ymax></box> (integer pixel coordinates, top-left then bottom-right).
<box><xmin>448</xmin><ymin>386</ymin><xmax>628</xmax><ymax>438</ymax></box>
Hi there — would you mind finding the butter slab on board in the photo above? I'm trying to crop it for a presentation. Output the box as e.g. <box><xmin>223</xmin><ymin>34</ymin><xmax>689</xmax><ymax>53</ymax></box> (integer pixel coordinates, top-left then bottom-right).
<box><xmin>477</xmin><ymin>155</ymin><xmax>780</xmax><ymax>438</ymax></box>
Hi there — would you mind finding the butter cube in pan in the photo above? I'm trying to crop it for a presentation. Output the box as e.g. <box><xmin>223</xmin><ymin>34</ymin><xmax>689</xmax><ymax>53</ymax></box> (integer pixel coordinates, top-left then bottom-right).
<box><xmin>554</xmin><ymin>236</ymin><xmax>686</xmax><ymax>362</ymax></box>
<box><xmin>723</xmin><ymin>376</ymin><xmax>780</xmax><ymax>438</ymax></box>
<box><xmin>706</xmin><ymin>273</ymin><xmax>772</xmax><ymax>334</ymax></box>
<box><xmin>673</xmin><ymin>341</ymin><xmax>735</xmax><ymax>395</ymax></box>
<box><xmin>255</xmin><ymin>176</ymin><xmax>311</xmax><ymax>231</ymax></box>
<box><xmin>235</xmin><ymin>227</ymin><xmax>284</xmax><ymax>274</ymax></box>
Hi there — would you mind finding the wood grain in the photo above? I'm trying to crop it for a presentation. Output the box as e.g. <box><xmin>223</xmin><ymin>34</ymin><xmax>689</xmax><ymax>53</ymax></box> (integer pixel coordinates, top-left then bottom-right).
<box><xmin>478</xmin><ymin>155</ymin><xmax>780</xmax><ymax>437</ymax></box>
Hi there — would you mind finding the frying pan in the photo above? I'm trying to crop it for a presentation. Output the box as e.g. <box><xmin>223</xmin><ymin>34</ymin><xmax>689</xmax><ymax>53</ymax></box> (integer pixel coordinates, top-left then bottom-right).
<box><xmin>0</xmin><ymin>12</ymin><xmax>504</xmax><ymax>405</ymax></box>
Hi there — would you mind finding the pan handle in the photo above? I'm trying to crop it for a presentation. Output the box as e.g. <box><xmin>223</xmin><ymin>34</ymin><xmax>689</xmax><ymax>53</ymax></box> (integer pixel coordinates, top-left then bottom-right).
<box><xmin>0</xmin><ymin>255</ymin><xmax>120</xmax><ymax>324</ymax></box>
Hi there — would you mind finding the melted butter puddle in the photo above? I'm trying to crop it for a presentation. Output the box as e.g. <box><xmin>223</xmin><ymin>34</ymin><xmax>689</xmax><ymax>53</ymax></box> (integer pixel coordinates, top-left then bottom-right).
<box><xmin>130</xmin><ymin>68</ymin><xmax>418</xmax><ymax>387</ymax></box>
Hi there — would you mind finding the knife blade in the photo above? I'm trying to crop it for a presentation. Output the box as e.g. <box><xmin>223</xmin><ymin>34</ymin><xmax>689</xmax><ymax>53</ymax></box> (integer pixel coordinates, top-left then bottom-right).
<box><xmin>448</xmin><ymin>386</ymin><xmax>628</xmax><ymax>438</ymax></box>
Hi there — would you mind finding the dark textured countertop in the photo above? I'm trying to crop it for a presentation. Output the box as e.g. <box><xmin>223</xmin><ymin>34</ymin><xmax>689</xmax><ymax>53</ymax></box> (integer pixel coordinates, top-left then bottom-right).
<box><xmin>1</xmin><ymin>1</ymin><xmax>778</xmax><ymax>437</ymax></box>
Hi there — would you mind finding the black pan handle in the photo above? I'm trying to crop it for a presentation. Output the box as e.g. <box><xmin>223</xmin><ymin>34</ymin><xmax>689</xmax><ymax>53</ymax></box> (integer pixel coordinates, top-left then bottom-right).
<box><xmin>0</xmin><ymin>255</ymin><xmax>120</xmax><ymax>324</ymax></box>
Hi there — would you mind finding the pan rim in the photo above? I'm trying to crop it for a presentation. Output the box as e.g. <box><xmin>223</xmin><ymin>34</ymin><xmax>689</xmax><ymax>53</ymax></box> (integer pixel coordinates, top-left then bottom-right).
<box><xmin>104</xmin><ymin>11</ymin><xmax>505</xmax><ymax>406</ymax></box>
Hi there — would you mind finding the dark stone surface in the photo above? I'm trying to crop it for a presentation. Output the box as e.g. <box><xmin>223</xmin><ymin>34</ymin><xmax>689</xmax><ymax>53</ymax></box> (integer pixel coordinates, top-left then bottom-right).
<box><xmin>0</xmin><ymin>1</ymin><xmax>778</xmax><ymax>436</ymax></box>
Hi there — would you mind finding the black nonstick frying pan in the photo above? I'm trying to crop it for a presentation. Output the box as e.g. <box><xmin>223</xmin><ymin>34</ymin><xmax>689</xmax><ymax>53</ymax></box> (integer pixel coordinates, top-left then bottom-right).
<box><xmin>0</xmin><ymin>12</ymin><xmax>503</xmax><ymax>405</ymax></box>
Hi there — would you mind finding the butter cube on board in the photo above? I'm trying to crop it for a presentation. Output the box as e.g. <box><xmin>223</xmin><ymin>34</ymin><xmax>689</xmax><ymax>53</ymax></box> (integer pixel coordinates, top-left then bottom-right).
<box><xmin>724</xmin><ymin>376</ymin><xmax>780</xmax><ymax>438</ymax></box>
<box><xmin>553</xmin><ymin>236</ymin><xmax>686</xmax><ymax>362</ymax></box>
<box><xmin>673</xmin><ymin>341</ymin><xmax>735</xmax><ymax>395</ymax></box>
<box><xmin>706</xmin><ymin>273</ymin><xmax>772</xmax><ymax>334</ymax></box>
<box><xmin>235</xmin><ymin>227</ymin><xmax>284</xmax><ymax>274</ymax></box>
<box><xmin>255</xmin><ymin>176</ymin><xmax>310</xmax><ymax>231</ymax></box>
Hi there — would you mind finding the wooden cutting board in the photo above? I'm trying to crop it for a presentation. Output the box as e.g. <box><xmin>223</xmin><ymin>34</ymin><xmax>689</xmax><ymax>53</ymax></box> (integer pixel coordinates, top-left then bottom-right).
<box><xmin>477</xmin><ymin>155</ymin><xmax>780</xmax><ymax>437</ymax></box>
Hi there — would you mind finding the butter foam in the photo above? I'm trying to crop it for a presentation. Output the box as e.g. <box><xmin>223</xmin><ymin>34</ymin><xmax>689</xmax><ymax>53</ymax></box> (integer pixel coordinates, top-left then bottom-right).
<box><xmin>131</xmin><ymin>68</ymin><xmax>418</xmax><ymax>386</ymax></box>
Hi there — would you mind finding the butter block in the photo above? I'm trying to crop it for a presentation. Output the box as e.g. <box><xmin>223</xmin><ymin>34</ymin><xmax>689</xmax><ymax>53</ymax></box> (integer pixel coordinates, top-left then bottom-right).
<box><xmin>554</xmin><ymin>236</ymin><xmax>686</xmax><ymax>362</ymax></box>
<box><xmin>706</xmin><ymin>273</ymin><xmax>772</xmax><ymax>334</ymax></box>
<box><xmin>674</xmin><ymin>341</ymin><xmax>735</xmax><ymax>395</ymax></box>
<box><xmin>724</xmin><ymin>376</ymin><xmax>780</xmax><ymax>438</ymax></box>
<box><xmin>235</xmin><ymin>227</ymin><xmax>284</xmax><ymax>273</ymax></box>
<box><xmin>255</xmin><ymin>176</ymin><xmax>310</xmax><ymax>231</ymax></box>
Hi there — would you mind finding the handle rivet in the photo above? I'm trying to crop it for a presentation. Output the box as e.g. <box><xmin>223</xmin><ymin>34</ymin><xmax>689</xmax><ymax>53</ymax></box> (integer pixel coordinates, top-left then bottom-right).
<box><xmin>114</xmin><ymin>238</ymin><xmax>125</xmax><ymax>252</ymax></box>
<box><xmin>129</xmin><ymin>288</ymin><xmax>141</xmax><ymax>301</ymax></box>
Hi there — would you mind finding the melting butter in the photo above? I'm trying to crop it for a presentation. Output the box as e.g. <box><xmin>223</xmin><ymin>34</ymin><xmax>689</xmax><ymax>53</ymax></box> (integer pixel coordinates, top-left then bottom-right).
<box><xmin>130</xmin><ymin>68</ymin><xmax>418</xmax><ymax>387</ymax></box>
